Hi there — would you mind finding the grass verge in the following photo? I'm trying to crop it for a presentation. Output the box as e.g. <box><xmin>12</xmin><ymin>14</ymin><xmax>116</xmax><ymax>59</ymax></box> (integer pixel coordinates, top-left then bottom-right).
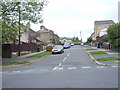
<box><xmin>96</xmin><ymin>57</ymin><xmax>120</xmax><ymax>61</ymax></box>
<box><xmin>3</xmin><ymin>61</ymin><xmax>30</xmax><ymax>66</ymax></box>
<box><xmin>86</xmin><ymin>48</ymin><xmax>98</xmax><ymax>50</ymax></box>
<box><xmin>26</xmin><ymin>51</ymin><xmax>52</xmax><ymax>58</ymax></box>
<box><xmin>89</xmin><ymin>51</ymin><xmax>108</xmax><ymax>55</ymax></box>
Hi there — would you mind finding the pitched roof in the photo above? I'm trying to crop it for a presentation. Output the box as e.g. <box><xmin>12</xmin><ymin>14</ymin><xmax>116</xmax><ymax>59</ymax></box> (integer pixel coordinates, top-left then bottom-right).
<box><xmin>59</xmin><ymin>37</ymin><xmax>72</xmax><ymax>40</ymax></box>
<box><xmin>95</xmin><ymin>20</ymin><xmax>114</xmax><ymax>26</ymax></box>
<box><xmin>37</xmin><ymin>29</ymin><xmax>50</xmax><ymax>33</ymax></box>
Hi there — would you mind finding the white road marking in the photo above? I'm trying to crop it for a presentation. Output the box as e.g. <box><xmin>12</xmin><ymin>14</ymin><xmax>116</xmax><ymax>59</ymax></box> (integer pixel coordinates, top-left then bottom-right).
<box><xmin>63</xmin><ymin>57</ymin><xmax>67</xmax><ymax>61</ymax></box>
<box><xmin>13</xmin><ymin>71</ymin><xmax>21</xmax><ymax>73</ymax></box>
<box><xmin>56</xmin><ymin>67</ymin><xmax>63</xmax><ymax>70</ymax></box>
<box><xmin>58</xmin><ymin>63</ymin><xmax>62</xmax><ymax>66</ymax></box>
<box><xmin>67</xmin><ymin>53</ymin><xmax>70</xmax><ymax>56</ymax></box>
<box><xmin>53</xmin><ymin>67</ymin><xmax>63</xmax><ymax>70</ymax></box>
<box><xmin>111</xmin><ymin>66</ymin><xmax>118</xmax><ymax>68</ymax></box>
<box><xmin>68</xmin><ymin>67</ymin><xmax>77</xmax><ymax>70</ymax></box>
<box><xmin>53</xmin><ymin>67</ymin><xmax>58</xmax><ymax>70</ymax></box>
<box><xmin>82</xmin><ymin>66</ymin><xmax>91</xmax><ymax>69</ymax></box>
<box><xmin>96</xmin><ymin>66</ymin><xmax>105</xmax><ymax>68</ymax></box>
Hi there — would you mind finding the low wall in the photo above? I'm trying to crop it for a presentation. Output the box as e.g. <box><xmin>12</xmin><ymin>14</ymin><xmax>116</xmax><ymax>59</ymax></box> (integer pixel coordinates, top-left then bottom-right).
<box><xmin>2</xmin><ymin>43</ymin><xmax>43</xmax><ymax>58</ymax></box>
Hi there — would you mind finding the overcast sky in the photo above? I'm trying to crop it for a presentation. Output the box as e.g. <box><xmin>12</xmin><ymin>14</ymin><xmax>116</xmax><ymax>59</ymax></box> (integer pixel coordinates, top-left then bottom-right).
<box><xmin>31</xmin><ymin>0</ymin><xmax>119</xmax><ymax>42</ymax></box>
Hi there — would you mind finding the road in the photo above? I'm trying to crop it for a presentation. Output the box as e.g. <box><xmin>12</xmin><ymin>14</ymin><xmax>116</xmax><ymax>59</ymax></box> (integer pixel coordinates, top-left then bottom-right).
<box><xmin>2</xmin><ymin>45</ymin><xmax>118</xmax><ymax>88</ymax></box>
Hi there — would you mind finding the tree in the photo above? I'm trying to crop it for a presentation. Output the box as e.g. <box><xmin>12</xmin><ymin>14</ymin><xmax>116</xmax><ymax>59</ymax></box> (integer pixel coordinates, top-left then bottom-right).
<box><xmin>101</xmin><ymin>35</ymin><xmax>109</xmax><ymax>42</ymax></box>
<box><xmin>72</xmin><ymin>37</ymin><xmax>80</xmax><ymax>42</ymax></box>
<box><xmin>107</xmin><ymin>23</ymin><xmax>120</xmax><ymax>47</ymax></box>
<box><xmin>1</xmin><ymin>1</ymin><xmax>48</xmax><ymax>43</ymax></box>
<box><xmin>87</xmin><ymin>37</ymin><xmax>93</xmax><ymax>43</ymax></box>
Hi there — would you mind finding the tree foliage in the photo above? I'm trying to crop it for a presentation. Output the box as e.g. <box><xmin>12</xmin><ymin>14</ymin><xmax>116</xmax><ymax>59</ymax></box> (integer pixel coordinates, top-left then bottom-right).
<box><xmin>107</xmin><ymin>23</ymin><xmax>120</xmax><ymax>47</ymax></box>
<box><xmin>87</xmin><ymin>37</ymin><xmax>93</xmax><ymax>43</ymax></box>
<box><xmin>1</xmin><ymin>1</ymin><xmax>47</xmax><ymax>43</ymax></box>
<box><xmin>72</xmin><ymin>37</ymin><xmax>80</xmax><ymax>42</ymax></box>
<box><xmin>101</xmin><ymin>35</ymin><xmax>109</xmax><ymax>42</ymax></box>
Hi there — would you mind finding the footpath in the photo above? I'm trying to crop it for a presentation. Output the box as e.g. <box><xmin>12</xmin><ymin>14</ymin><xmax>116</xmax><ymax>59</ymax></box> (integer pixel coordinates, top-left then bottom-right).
<box><xmin>2</xmin><ymin>50</ymin><xmax>46</xmax><ymax>69</ymax></box>
<box><xmin>85</xmin><ymin>45</ymin><xmax>119</xmax><ymax>66</ymax></box>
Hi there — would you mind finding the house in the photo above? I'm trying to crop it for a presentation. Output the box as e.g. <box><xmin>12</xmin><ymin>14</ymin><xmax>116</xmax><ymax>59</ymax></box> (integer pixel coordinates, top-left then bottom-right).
<box><xmin>59</xmin><ymin>37</ymin><xmax>72</xmax><ymax>43</ymax></box>
<box><xmin>37</xmin><ymin>25</ymin><xmax>59</xmax><ymax>45</ymax></box>
<box><xmin>94</xmin><ymin>20</ymin><xmax>114</xmax><ymax>41</ymax></box>
<box><xmin>53</xmin><ymin>34</ymin><xmax>59</xmax><ymax>44</ymax></box>
<box><xmin>20</xmin><ymin>23</ymin><xmax>40</xmax><ymax>44</ymax></box>
<box><xmin>90</xmin><ymin>32</ymin><xmax>95</xmax><ymax>40</ymax></box>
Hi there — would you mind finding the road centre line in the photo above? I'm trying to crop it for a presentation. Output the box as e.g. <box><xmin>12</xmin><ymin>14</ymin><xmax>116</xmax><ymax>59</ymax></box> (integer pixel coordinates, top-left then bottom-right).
<box><xmin>82</xmin><ymin>66</ymin><xmax>91</xmax><ymax>69</ymax></box>
<box><xmin>63</xmin><ymin>57</ymin><xmax>67</xmax><ymax>61</ymax></box>
<box><xmin>67</xmin><ymin>53</ymin><xmax>70</xmax><ymax>56</ymax></box>
<box><xmin>53</xmin><ymin>67</ymin><xmax>58</xmax><ymax>70</ymax></box>
<box><xmin>68</xmin><ymin>67</ymin><xmax>77</xmax><ymax>70</ymax></box>
<box><xmin>58</xmin><ymin>63</ymin><xmax>62</xmax><ymax>66</ymax></box>
<box><xmin>96</xmin><ymin>66</ymin><xmax>105</xmax><ymax>68</ymax></box>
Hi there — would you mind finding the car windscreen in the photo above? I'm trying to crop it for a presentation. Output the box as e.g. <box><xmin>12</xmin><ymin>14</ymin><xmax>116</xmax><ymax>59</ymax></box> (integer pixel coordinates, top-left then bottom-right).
<box><xmin>53</xmin><ymin>45</ymin><xmax>62</xmax><ymax>49</ymax></box>
<box><xmin>64</xmin><ymin>43</ymin><xmax>69</xmax><ymax>46</ymax></box>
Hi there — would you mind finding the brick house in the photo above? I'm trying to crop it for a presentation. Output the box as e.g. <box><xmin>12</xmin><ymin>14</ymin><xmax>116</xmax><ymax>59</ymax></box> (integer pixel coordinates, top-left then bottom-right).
<box><xmin>37</xmin><ymin>25</ymin><xmax>59</xmax><ymax>45</ymax></box>
<box><xmin>94</xmin><ymin>20</ymin><xmax>114</xmax><ymax>41</ymax></box>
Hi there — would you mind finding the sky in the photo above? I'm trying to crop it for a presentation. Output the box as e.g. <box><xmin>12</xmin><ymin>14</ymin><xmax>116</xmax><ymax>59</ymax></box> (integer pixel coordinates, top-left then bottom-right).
<box><xmin>30</xmin><ymin>0</ymin><xmax>119</xmax><ymax>42</ymax></box>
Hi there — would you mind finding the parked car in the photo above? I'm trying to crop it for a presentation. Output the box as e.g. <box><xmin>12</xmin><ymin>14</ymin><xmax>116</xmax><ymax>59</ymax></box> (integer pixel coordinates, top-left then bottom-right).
<box><xmin>52</xmin><ymin>45</ymin><xmax>64</xmax><ymax>54</ymax></box>
<box><xmin>71</xmin><ymin>43</ymin><xmax>74</xmax><ymax>46</ymax></box>
<box><xmin>63</xmin><ymin>43</ymin><xmax>71</xmax><ymax>49</ymax></box>
<box><xmin>81</xmin><ymin>42</ymin><xmax>84</xmax><ymax>46</ymax></box>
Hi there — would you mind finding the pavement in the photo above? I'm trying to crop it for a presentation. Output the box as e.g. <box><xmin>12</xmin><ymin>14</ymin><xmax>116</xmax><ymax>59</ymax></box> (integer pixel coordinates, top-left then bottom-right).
<box><xmin>85</xmin><ymin>45</ymin><xmax>120</xmax><ymax>66</ymax></box>
<box><xmin>2</xmin><ymin>50</ymin><xmax>47</xmax><ymax>68</ymax></box>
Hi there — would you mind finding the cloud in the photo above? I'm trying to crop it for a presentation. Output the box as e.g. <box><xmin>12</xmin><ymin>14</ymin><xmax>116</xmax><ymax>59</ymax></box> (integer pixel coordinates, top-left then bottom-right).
<box><xmin>31</xmin><ymin>0</ymin><xmax>119</xmax><ymax>42</ymax></box>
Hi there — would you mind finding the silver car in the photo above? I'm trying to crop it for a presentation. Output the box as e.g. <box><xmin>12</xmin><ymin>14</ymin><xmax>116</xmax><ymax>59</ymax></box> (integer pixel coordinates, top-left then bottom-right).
<box><xmin>52</xmin><ymin>45</ymin><xmax>64</xmax><ymax>54</ymax></box>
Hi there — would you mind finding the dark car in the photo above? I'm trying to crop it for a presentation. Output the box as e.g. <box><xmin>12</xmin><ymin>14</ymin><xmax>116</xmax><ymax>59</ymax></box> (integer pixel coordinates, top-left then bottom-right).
<box><xmin>52</xmin><ymin>45</ymin><xmax>64</xmax><ymax>54</ymax></box>
<box><xmin>63</xmin><ymin>43</ymin><xmax>71</xmax><ymax>49</ymax></box>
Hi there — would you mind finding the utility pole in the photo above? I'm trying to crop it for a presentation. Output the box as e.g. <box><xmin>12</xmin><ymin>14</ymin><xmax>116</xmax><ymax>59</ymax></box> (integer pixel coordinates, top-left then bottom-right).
<box><xmin>18</xmin><ymin>4</ymin><xmax>21</xmax><ymax>56</ymax></box>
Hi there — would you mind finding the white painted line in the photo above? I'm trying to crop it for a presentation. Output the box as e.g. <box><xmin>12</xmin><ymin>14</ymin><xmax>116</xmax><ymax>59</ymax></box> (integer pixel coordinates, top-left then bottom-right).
<box><xmin>96</xmin><ymin>66</ymin><xmax>105</xmax><ymax>68</ymax></box>
<box><xmin>13</xmin><ymin>71</ymin><xmax>21</xmax><ymax>73</ymax></box>
<box><xmin>63</xmin><ymin>57</ymin><xmax>67</xmax><ymax>61</ymax></box>
<box><xmin>67</xmin><ymin>53</ymin><xmax>70</xmax><ymax>56</ymax></box>
<box><xmin>111</xmin><ymin>66</ymin><xmax>118</xmax><ymax>68</ymax></box>
<box><xmin>56</xmin><ymin>67</ymin><xmax>63</xmax><ymax>70</ymax></box>
<box><xmin>82</xmin><ymin>66</ymin><xmax>91</xmax><ymax>69</ymax></box>
<box><xmin>58</xmin><ymin>63</ymin><xmax>62</xmax><ymax>66</ymax></box>
<box><xmin>68</xmin><ymin>67</ymin><xmax>77</xmax><ymax>70</ymax></box>
<box><xmin>53</xmin><ymin>67</ymin><xmax>58</xmax><ymax>70</ymax></box>
<box><xmin>53</xmin><ymin>67</ymin><xmax>63</xmax><ymax>70</ymax></box>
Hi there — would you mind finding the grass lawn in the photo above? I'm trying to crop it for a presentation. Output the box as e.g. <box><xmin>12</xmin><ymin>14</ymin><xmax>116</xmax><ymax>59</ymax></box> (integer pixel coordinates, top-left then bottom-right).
<box><xmin>89</xmin><ymin>51</ymin><xmax>108</xmax><ymax>55</ymax></box>
<box><xmin>96</xmin><ymin>57</ymin><xmax>120</xmax><ymax>61</ymax></box>
<box><xmin>3</xmin><ymin>61</ymin><xmax>30</xmax><ymax>66</ymax></box>
<box><xmin>27</xmin><ymin>51</ymin><xmax>52</xmax><ymax>58</ymax></box>
<box><xmin>86</xmin><ymin>48</ymin><xmax>98</xmax><ymax>50</ymax></box>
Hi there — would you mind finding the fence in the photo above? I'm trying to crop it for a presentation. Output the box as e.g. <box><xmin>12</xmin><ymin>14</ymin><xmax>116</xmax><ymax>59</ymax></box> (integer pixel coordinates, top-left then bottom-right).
<box><xmin>2</xmin><ymin>43</ymin><xmax>43</xmax><ymax>58</ymax></box>
<box><xmin>102</xmin><ymin>43</ymin><xmax>120</xmax><ymax>52</ymax></box>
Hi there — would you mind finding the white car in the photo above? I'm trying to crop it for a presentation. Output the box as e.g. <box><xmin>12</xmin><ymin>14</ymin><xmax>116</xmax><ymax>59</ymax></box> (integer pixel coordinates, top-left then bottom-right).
<box><xmin>71</xmin><ymin>43</ymin><xmax>74</xmax><ymax>46</ymax></box>
<box><xmin>52</xmin><ymin>45</ymin><xmax>64</xmax><ymax>54</ymax></box>
<box><xmin>81</xmin><ymin>42</ymin><xmax>84</xmax><ymax>46</ymax></box>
